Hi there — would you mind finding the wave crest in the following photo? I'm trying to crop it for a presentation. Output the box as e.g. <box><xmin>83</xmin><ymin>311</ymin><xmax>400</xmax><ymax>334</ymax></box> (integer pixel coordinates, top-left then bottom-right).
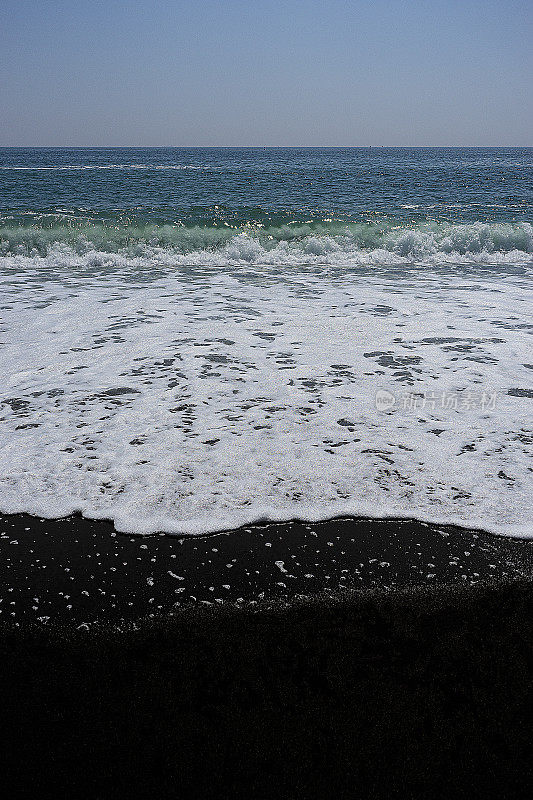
<box><xmin>0</xmin><ymin>220</ymin><xmax>531</xmax><ymax>267</ymax></box>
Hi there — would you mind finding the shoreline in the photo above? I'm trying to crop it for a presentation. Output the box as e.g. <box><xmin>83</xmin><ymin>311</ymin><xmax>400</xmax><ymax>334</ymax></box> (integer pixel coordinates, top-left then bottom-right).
<box><xmin>1</xmin><ymin>511</ymin><xmax>532</xmax><ymax>627</ymax></box>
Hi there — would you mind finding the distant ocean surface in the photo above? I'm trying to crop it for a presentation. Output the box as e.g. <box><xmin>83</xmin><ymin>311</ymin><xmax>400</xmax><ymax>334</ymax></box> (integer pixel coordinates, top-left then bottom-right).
<box><xmin>0</xmin><ymin>147</ymin><xmax>531</xmax><ymax>536</ymax></box>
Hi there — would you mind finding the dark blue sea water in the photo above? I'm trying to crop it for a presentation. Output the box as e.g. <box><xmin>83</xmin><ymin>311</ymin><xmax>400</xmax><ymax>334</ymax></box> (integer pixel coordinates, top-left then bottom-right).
<box><xmin>0</xmin><ymin>148</ymin><xmax>531</xmax><ymax>536</ymax></box>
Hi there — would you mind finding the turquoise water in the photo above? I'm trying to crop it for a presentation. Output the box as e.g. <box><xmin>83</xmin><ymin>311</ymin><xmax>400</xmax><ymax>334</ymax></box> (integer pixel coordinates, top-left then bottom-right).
<box><xmin>0</xmin><ymin>148</ymin><xmax>531</xmax><ymax>536</ymax></box>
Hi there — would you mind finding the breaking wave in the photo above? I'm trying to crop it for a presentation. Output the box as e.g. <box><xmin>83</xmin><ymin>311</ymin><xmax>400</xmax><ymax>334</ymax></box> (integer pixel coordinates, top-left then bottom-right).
<box><xmin>1</xmin><ymin>220</ymin><xmax>532</xmax><ymax>267</ymax></box>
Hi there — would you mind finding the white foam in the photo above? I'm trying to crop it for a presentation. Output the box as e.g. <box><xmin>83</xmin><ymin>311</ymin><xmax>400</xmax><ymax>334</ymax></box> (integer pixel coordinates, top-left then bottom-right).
<box><xmin>0</xmin><ymin>164</ymin><xmax>210</xmax><ymax>171</ymax></box>
<box><xmin>0</xmin><ymin>248</ymin><xmax>531</xmax><ymax>538</ymax></box>
<box><xmin>1</xmin><ymin>221</ymin><xmax>532</xmax><ymax>263</ymax></box>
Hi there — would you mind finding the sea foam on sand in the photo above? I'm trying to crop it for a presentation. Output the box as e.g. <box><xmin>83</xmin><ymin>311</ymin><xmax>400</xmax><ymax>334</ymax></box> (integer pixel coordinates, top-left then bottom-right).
<box><xmin>0</xmin><ymin>247</ymin><xmax>531</xmax><ymax>537</ymax></box>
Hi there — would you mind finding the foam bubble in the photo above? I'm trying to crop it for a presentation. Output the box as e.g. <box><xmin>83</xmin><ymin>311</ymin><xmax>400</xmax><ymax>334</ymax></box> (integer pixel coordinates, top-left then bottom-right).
<box><xmin>0</xmin><ymin>244</ymin><xmax>531</xmax><ymax>538</ymax></box>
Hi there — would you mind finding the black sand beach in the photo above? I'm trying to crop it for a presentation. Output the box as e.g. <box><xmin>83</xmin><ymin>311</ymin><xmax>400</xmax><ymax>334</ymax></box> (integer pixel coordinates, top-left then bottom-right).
<box><xmin>1</xmin><ymin>513</ymin><xmax>532</xmax><ymax>625</ymax></box>
<box><xmin>1</xmin><ymin>514</ymin><xmax>533</xmax><ymax>798</ymax></box>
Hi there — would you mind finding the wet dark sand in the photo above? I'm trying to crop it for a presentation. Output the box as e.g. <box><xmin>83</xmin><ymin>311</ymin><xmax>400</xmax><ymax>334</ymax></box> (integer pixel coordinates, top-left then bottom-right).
<box><xmin>1</xmin><ymin>513</ymin><xmax>532</xmax><ymax>798</ymax></box>
<box><xmin>1</xmin><ymin>512</ymin><xmax>532</xmax><ymax>625</ymax></box>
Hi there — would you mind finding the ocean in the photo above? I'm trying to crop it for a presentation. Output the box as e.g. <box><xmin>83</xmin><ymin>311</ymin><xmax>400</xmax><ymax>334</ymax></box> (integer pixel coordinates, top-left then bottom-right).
<box><xmin>0</xmin><ymin>147</ymin><xmax>531</xmax><ymax>536</ymax></box>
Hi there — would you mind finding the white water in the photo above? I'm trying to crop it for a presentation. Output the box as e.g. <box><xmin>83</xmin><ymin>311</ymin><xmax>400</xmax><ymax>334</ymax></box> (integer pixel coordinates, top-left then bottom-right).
<box><xmin>0</xmin><ymin>245</ymin><xmax>531</xmax><ymax>537</ymax></box>
<box><xmin>1</xmin><ymin>221</ymin><xmax>532</xmax><ymax>261</ymax></box>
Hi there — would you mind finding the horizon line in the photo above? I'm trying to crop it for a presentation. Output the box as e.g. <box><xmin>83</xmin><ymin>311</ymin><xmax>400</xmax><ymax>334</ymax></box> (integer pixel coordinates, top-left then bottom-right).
<box><xmin>1</xmin><ymin>144</ymin><xmax>532</xmax><ymax>149</ymax></box>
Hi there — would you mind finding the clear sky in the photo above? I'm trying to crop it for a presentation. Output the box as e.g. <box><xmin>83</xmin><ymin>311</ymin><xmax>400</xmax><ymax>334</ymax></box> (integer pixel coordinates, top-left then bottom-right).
<box><xmin>1</xmin><ymin>0</ymin><xmax>532</xmax><ymax>146</ymax></box>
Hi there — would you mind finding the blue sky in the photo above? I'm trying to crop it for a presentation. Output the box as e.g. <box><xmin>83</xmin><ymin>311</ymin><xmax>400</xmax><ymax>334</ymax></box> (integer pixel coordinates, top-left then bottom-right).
<box><xmin>1</xmin><ymin>0</ymin><xmax>531</xmax><ymax>145</ymax></box>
